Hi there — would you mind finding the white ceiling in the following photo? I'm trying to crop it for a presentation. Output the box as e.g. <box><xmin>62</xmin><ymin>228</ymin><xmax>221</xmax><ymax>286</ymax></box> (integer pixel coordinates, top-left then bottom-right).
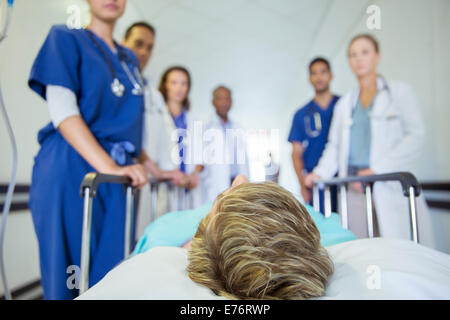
<box><xmin>117</xmin><ymin>0</ymin><xmax>346</xmax><ymax>127</ymax></box>
<box><xmin>129</xmin><ymin>0</ymin><xmax>331</xmax><ymax>58</ymax></box>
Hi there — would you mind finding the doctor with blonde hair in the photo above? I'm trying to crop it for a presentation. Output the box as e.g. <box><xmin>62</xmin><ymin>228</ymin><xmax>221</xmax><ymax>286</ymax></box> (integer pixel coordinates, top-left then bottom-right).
<box><xmin>305</xmin><ymin>34</ymin><xmax>434</xmax><ymax>246</ymax></box>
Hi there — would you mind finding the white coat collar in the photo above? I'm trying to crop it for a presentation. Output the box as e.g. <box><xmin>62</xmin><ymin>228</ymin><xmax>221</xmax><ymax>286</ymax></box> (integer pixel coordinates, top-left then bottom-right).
<box><xmin>351</xmin><ymin>75</ymin><xmax>390</xmax><ymax>109</ymax></box>
<box><xmin>349</xmin><ymin>76</ymin><xmax>393</xmax><ymax>118</ymax></box>
<box><xmin>212</xmin><ymin>112</ymin><xmax>233</xmax><ymax>128</ymax></box>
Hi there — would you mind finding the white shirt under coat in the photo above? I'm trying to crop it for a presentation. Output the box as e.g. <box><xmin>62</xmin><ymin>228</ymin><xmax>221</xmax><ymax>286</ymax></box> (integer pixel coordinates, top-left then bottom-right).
<box><xmin>199</xmin><ymin>113</ymin><xmax>249</xmax><ymax>203</ymax></box>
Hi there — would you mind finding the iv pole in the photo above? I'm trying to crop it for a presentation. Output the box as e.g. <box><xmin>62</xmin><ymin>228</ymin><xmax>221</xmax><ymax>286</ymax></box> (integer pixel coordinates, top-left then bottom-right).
<box><xmin>0</xmin><ymin>0</ymin><xmax>16</xmax><ymax>300</ymax></box>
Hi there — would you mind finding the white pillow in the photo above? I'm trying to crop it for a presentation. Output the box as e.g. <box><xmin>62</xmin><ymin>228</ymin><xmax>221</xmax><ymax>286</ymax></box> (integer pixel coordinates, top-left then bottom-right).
<box><xmin>77</xmin><ymin>246</ymin><xmax>223</xmax><ymax>300</ymax></box>
<box><xmin>77</xmin><ymin>238</ymin><xmax>450</xmax><ymax>300</ymax></box>
<box><xmin>320</xmin><ymin>238</ymin><xmax>450</xmax><ymax>300</ymax></box>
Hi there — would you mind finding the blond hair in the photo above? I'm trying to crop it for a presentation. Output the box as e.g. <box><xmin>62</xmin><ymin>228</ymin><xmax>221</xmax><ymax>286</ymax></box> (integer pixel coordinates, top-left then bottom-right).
<box><xmin>187</xmin><ymin>182</ymin><xmax>334</xmax><ymax>300</ymax></box>
<box><xmin>348</xmin><ymin>33</ymin><xmax>380</xmax><ymax>54</ymax></box>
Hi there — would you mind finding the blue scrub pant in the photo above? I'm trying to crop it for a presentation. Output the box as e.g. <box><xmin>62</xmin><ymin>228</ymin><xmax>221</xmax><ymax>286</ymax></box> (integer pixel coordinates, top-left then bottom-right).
<box><xmin>29</xmin><ymin>133</ymin><xmax>135</xmax><ymax>300</ymax></box>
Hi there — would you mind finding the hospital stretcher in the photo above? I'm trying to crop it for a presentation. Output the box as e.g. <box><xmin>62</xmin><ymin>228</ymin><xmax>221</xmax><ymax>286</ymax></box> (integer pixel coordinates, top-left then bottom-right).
<box><xmin>78</xmin><ymin>171</ymin><xmax>422</xmax><ymax>297</ymax></box>
<box><xmin>312</xmin><ymin>171</ymin><xmax>421</xmax><ymax>243</ymax></box>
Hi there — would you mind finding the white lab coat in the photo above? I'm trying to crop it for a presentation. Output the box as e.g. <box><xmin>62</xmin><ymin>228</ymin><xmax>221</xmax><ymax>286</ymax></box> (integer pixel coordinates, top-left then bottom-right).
<box><xmin>136</xmin><ymin>84</ymin><xmax>202</xmax><ymax>238</ymax></box>
<box><xmin>136</xmin><ymin>84</ymin><xmax>174</xmax><ymax>239</ymax></box>
<box><xmin>198</xmin><ymin>114</ymin><xmax>249</xmax><ymax>203</ymax></box>
<box><xmin>313</xmin><ymin>77</ymin><xmax>435</xmax><ymax>247</ymax></box>
<box><xmin>142</xmin><ymin>85</ymin><xmax>179</xmax><ymax>170</ymax></box>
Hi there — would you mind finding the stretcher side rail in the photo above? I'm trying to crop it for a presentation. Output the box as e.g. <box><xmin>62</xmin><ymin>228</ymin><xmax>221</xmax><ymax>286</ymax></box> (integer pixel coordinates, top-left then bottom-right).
<box><xmin>79</xmin><ymin>172</ymin><xmax>135</xmax><ymax>295</ymax></box>
<box><xmin>147</xmin><ymin>178</ymin><xmax>191</xmax><ymax>220</ymax></box>
<box><xmin>312</xmin><ymin>171</ymin><xmax>421</xmax><ymax>244</ymax></box>
<box><xmin>80</xmin><ymin>172</ymin><xmax>133</xmax><ymax>197</ymax></box>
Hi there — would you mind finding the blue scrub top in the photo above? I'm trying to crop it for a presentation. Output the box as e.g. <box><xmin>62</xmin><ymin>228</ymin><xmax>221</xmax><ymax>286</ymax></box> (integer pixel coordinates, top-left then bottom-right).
<box><xmin>288</xmin><ymin>95</ymin><xmax>339</xmax><ymax>172</ymax></box>
<box><xmin>27</xmin><ymin>25</ymin><xmax>145</xmax><ymax>299</ymax></box>
<box><xmin>172</xmin><ymin>110</ymin><xmax>187</xmax><ymax>172</ymax></box>
<box><xmin>29</xmin><ymin>25</ymin><xmax>144</xmax><ymax>158</ymax></box>
<box><xmin>348</xmin><ymin>99</ymin><xmax>373</xmax><ymax>168</ymax></box>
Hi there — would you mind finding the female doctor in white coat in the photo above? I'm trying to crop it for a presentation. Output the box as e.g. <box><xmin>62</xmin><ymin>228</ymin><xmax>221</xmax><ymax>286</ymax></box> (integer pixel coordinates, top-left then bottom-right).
<box><xmin>158</xmin><ymin>66</ymin><xmax>203</xmax><ymax>207</ymax></box>
<box><xmin>305</xmin><ymin>34</ymin><xmax>434</xmax><ymax>247</ymax></box>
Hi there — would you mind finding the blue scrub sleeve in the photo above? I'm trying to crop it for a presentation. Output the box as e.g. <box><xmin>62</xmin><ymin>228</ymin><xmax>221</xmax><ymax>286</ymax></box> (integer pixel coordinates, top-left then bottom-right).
<box><xmin>288</xmin><ymin>110</ymin><xmax>306</xmax><ymax>143</ymax></box>
<box><xmin>29</xmin><ymin>25</ymin><xmax>81</xmax><ymax>100</ymax></box>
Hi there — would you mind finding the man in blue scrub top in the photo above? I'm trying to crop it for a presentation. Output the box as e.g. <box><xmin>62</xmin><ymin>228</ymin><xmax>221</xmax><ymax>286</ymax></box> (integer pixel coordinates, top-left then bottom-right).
<box><xmin>288</xmin><ymin>57</ymin><xmax>339</xmax><ymax>212</ymax></box>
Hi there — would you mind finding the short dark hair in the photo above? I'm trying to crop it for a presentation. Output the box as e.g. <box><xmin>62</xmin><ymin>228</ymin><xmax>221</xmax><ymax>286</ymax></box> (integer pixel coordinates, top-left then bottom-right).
<box><xmin>212</xmin><ymin>85</ymin><xmax>232</xmax><ymax>99</ymax></box>
<box><xmin>124</xmin><ymin>22</ymin><xmax>156</xmax><ymax>40</ymax></box>
<box><xmin>309</xmin><ymin>57</ymin><xmax>331</xmax><ymax>73</ymax></box>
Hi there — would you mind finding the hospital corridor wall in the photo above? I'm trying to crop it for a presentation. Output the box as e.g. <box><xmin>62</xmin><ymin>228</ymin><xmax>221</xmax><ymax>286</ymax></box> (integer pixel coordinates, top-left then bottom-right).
<box><xmin>0</xmin><ymin>0</ymin><xmax>449</xmax><ymax>297</ymax></box>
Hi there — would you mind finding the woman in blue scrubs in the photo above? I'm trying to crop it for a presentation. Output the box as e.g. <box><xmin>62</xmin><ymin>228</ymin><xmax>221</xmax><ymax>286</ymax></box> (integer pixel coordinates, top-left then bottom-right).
<box><xmin>28</xmin><ymin>0</ymin><xmax>148</xmax><ymax>299</ymax></box>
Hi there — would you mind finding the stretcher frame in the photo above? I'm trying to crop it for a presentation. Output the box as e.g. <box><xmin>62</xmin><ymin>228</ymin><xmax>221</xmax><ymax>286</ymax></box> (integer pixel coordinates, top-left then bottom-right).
<box><xmin>312</xmin><ymin>171</ymin><xmax>421</xmax><ymax>244</ymax></box>
<box><xmin>78</xmin><ymin>172</ymin><xmax>421</xmax><ymax>296</ymax></box>
<box><xmin>79</xmin><ymin>173</ymin><xmax>135</xmax><ymax>295</ymax></box>
<box><xmin>78</xmin><ymin>174</ymin><xmax>192</xmax><ymax>296</ymax></box>
<box><xmin>148</xmin><ymin>179</ymin><xmax>191</xmax><ymax>223</ymax></box>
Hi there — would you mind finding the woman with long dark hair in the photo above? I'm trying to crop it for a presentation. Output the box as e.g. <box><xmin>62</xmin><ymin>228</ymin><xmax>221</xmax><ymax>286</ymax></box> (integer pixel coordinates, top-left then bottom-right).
<box><xmin>158</xmin><ymin>66</ymin><xmax>202</xmax><ymax>193</ymax></box>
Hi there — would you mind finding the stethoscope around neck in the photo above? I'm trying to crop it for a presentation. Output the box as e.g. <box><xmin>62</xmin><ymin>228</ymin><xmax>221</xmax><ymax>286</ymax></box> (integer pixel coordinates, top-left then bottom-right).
<box><xmin>344</xmin><ymin>75</ymin><xmax>393</xmax><ymax>127</ymax></box>
<box><xmin>304</xmin><ymin>108</ymin><xmax>322</xmax><ymax>138</ymax></box>
<box><xmin>85</xmin><ymin>29</ymin><xmax>144</xmax><ymax>97</ymax></box>
<box><xmin>351</xmin><ymin>75</ymin><xmax>392</xmax><ymax>111</ymax></box>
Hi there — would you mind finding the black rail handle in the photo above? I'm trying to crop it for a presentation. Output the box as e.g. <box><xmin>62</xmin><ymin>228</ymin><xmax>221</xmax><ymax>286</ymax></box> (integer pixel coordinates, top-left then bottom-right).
<box><xmin>80</xmin><ymin>173</ymin><xmax>133</xmax><ymax>198</ymax></box>
<box><xmin>314</xmin><ymin>172</ymin><xmax>421</xmax><ymax>197</ymax></box>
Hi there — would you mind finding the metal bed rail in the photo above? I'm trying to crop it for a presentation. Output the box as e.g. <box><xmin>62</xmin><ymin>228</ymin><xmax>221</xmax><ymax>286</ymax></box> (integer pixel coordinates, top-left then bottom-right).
<box><xmin>147</xmin><ymin>178</ymin><xmax>191</xmax><ymax>224</ymax></box>
<box><xmin>78</xmin><ymin>173</ymin><xmax>192</xmax><ymax>296</ymax></box>
<box><xmin>313</xmin><ymin>172</ymin><xmax>421</xmax><ymax>244</ymax></box>
<box><xmin>79</xmin><ymin>173</ymin><xmax>135</xmax><ymax>295</ymax></box>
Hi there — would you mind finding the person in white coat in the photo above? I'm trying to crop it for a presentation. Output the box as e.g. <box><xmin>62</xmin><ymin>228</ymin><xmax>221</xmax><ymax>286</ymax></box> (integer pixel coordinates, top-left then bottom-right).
<box><xmin>304</xmin><ymin>34</ymin><xmax>434</xmax><ymax>247</ymax></box>
<box><xmin>193</xmin><ymin>86</ymin><xmax>250</xmax><ymax>204</ymax></box>
<box><xmin>122</xmin><ymin>23</ymin><xmax>185</xmax><ymax>238</ymax></box>
<box><xmin>122</xmin><ymin>22</ymin><xmax>184</xmax><ymax>183</ymax></box>
<box><xmin>158</xmin><ymin>66</ymin><xmax>204</xmax><ymax>207</ymax></box>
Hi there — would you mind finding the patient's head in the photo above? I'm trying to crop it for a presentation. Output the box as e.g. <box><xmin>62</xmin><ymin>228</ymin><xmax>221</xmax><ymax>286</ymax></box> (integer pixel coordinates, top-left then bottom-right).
<box><xmin>187</xmin><ymin>176</ymin><xmax>334</xmax><ymax>300</ymax></box>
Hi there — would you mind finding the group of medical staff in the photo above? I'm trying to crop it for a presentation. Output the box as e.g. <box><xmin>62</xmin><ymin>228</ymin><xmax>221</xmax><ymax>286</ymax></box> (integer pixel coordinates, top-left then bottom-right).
<box><xmin>27</xmin><ymin>0</ymin><xmax>248</xmax><ymax>299</ymax></box>
<box><xmin>288</xmin><ymin>34</ymin><xmax>433</xmax><ymax>247</ymax></box>
<box><xmin>25</xmin><ymin>0</ymin><xmax>433</xmax><ymax>300</ymax></box>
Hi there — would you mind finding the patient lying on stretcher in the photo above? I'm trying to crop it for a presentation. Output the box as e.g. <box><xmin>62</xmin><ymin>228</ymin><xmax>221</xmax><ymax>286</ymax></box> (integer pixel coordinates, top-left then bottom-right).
<box><xmin>134</xmin><ymin>175</ymin><xmax>357</xmax><ymax>299</ymax></box>
<box><xmin>188</xmin><ymin>175</ymin><xmax>336</xmax><ymax>299</ymax></box>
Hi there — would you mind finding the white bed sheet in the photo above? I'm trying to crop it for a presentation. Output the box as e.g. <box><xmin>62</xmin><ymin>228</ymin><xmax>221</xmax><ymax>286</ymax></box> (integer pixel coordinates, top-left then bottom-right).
<box><xmin>77</xmin><ymin>238</ymin><xmax>450</xmax><ymax>300</ymax></box>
